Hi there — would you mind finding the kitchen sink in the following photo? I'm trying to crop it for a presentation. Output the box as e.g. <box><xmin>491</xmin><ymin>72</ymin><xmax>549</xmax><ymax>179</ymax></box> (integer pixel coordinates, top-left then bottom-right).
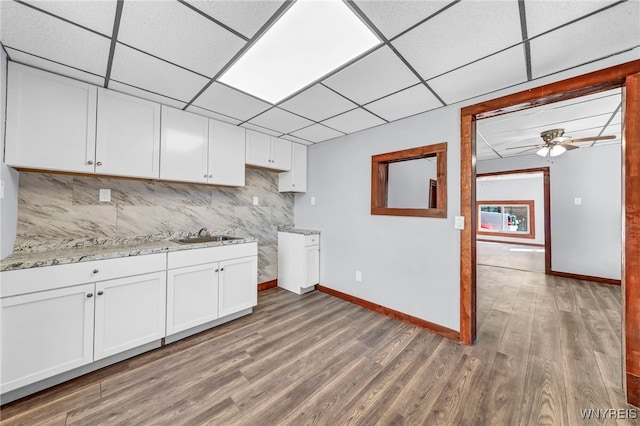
<box><xmin>172</xmin><ymin>235</ymin><xmax>243</xmax><ymax>244</ymax></box>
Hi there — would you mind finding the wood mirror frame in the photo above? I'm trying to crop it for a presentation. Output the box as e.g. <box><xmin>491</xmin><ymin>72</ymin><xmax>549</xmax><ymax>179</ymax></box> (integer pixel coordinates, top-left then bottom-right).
<box><xmin>371</xmin><ymin>142</ymin><xmax>447</xmax><ymax>218</ymax></box>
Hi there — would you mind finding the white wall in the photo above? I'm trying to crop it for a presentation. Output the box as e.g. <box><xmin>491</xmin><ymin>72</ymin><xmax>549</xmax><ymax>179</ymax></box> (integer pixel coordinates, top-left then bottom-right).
<box><xmin>478</xmin><ymin>145</ymin><xmax>621</xmax><ymax>280</ymax></box>
<box><xmin>0</xmin><ymin>49</ymin><xmax>19</xmax><ymax>259</ymax></box>
<box><xmin>294</xmin><ymin>49</ymin><xmax>637</xmax><ymax>331</ymax></box>
<box><xmin>476</xmin><ymin>173</ymin><xmax>545</xmax><ymax>245</ymax></box>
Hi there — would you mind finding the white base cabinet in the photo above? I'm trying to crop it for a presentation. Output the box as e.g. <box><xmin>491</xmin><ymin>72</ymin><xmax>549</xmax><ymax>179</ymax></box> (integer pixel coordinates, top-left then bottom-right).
<box><xmin>0</xmin><ymin>284</ymin><xmax>95</xmax><ymax>393</ymax></box>
<box><xmin>278</xmin><ymin>232</ymin><xmax>320</xmax><ymax>295</ymax></box>
<box><xmin>166</xmin><ymin>243</ymin><xmax>258</xmax><ymax>337</ymax></box>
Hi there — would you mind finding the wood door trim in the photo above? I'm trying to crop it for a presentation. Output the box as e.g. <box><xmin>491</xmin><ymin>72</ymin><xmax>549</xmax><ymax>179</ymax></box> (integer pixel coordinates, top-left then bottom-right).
<box><xmin>316</xmin><ymin>285</ymin><xmax>460</xmax><ymax>341</ymax></box>
<box><xmin>461</xmin><ymin>59</ymin><xmax>640</xmax><ymax>408</ymax></box>
<box><xmin>258</xmin><ymin>280</ymin><xmax>277</xmax><ymax>291</ymax></box>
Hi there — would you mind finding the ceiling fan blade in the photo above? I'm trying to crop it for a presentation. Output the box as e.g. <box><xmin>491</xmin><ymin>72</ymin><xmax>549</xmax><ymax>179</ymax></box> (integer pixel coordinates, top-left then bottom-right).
<box><xmin>561</xmin><ymin>143</ymin><xmax>580</xmax><ymax>151</ymax></box>
<box><xmin>566</xmin><ymin>135</ymin><xmax>616</xmax><ymax>143</ymax></box>
<box><xmin>504</xmin><ymin>144</ymin><xmax>543</xmax><ymax>150</ymax></box>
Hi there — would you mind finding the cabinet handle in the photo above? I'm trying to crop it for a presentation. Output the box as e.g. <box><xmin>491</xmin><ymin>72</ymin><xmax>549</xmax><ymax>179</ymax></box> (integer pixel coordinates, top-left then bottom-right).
<box><xmin>97</xmin><ymin>291</ymin><xmax>104</xmax><ymax>296</ymax></box>
<box><xmin>96</xmin><ymin>161</ymin><xmax>102</xmax><ymax>166</ymax></box>
<box><xmin>87</xmin><ymin>160</ymin><xmax>94</xmax><ymax>165</ymax></box>
<box><xmin>215</xmin><ymin>268</ymin><xmax>219</xmax><ymax>272</ymax></box>
<box><xmin>220</xmin><ymin>268</ymin><xmax>224</xmax><ymax>271</ymax></box>
<box><xmin>86</xmin><ymin>293</ymin><xmax>93</xmax><ymax>298</ymax></box>
<box><xmin>208</xmin><ymin>174</ymin><xmax>213</xmax><ymax>178</ymax></box>
<box><xmin>92</xmin><ymin>269</ymin><xmax>99</xmax><ymax>274</ymax></box>
<box><xmin>204</xmin><ymin>174</ymin><xmax>208</xmax><ymax>178</ymax></box>
<box><xmin>293</xmin><ymin>184</ymin><xmax>295</xmax><ymax>187</ymax></box>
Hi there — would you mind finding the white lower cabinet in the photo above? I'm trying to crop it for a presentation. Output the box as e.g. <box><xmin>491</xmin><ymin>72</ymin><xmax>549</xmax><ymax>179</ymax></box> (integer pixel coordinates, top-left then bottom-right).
<box><xmin>0</xmin><ymin>284</ymin><xmax>95</xmax><ymax>393</ymax></box>
<box><xmin>94</xmin><ymin>272</ymin><xmax>166</xmax><ymax>360</ymax></box>
<box><xmin>166</xmin><ymin>243</ymin><xmax>258</xmax><ymax>338</ymax></box>
<box><xmin>278</xmin><ymin>232</ymin><xmax>320</xmax><ymax>295</ymax></box>
<box><xmin>166</xmin><ymin>263</ymin><xmax>220</xmax><ymax>335</ymax></box>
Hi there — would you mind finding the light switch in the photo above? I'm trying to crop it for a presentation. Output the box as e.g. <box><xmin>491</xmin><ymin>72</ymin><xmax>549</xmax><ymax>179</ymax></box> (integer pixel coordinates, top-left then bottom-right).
<box><xmin>454</xmin><ymin>216</ymin><xmax>465</xmax><ymax>230</ymax></box>
<box><xmin>355</xmin><ymin>271</ymin><xmax>362</xmax><ymax>282</ymax></box>
<box><xmin>252</xmin><ymin>196</ymin><xmax>259</xmax><ymax>206</ymax></box>
<box><xmin>574</xmin><ymin>197</ymin><xmax>582</xmax><ymax>206</ymax></box>
<box><xmin>311</xmin><ymin>196</ymin><xmax>316</xmax><ymax>206</ymax></box>
<box><xmin>99</xmin><ymin>189</ymin><xmax>111</xmax><ymax>202</ymax></box>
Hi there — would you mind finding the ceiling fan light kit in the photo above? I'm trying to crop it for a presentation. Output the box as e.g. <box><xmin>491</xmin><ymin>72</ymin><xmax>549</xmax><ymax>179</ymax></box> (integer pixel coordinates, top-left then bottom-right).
<box><xmin>507</xmin><ymin>128</ymin><xmax>616</xmax><ymax>158</ymax></box>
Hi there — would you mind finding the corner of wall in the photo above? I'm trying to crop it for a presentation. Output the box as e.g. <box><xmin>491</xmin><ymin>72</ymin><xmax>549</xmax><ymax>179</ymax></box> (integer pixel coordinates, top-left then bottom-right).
<box><xmin>0</xmin><ymin>49</ymin><xmax>19</xmax><ymax>259</ymax></box>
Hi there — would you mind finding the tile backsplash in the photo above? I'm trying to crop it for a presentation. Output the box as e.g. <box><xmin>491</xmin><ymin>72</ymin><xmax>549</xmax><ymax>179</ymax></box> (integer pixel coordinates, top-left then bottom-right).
<box><xmin>16</xmin><ymin>170</ymin><xmax>294</xmax><ymax>283</ymax></box>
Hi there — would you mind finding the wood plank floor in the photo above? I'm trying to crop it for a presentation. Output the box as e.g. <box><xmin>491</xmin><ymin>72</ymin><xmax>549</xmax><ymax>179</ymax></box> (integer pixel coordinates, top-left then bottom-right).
<box><xmin>1</xmin><ymin>264</ymin><xmax>637</xmax><ymax>425</ymax></box>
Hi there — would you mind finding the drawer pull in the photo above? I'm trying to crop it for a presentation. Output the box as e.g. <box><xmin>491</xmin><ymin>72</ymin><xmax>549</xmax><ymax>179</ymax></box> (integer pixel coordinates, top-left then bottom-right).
<box><xmin>97</xmin><ymin>291</ymin><xmax>104</xmax><ymax>296</ymax></box>
<box><xmin>86</xmin><ymin>293</ymin><xmax>93</xmax><ymax>298</ymax></box>
<box><xmin>92</xmin><ymin>269</ymin><xmax>99</xmax><ymax>274</ymax></box>
<box><xmin>215</xmin><ymin>269</ymin><xmax>219</xmax><ymax>272</ymax></box>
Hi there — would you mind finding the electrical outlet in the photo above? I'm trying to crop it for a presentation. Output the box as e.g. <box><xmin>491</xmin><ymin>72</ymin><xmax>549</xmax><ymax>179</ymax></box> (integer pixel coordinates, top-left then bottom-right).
<box><xmin>574</xmin><ymin>197</ymin><xmax>582</xmax><ymax>205</ymax></box>
<box><xmin>252</xmin><ymin>196</ymin><xmax>259</xmax><ymax>206</ymax></box>
<box><xmin>311</xmin><ymin>196</ymin><xmax>316</xmax><ymax>206</ymax></box>
<box><xmin>355</xmin><ymin>271</ymin><xmax>362</xmax><ymax>282</ymax></box>
<box><xmin>99</xmin><ymin>189</ymin><xmax>111</xmax><ymax>202</ymax></box>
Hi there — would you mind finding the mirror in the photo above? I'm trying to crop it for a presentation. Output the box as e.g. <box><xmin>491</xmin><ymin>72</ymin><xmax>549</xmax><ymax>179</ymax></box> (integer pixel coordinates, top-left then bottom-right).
<box><xmin>371</xmin><ymin>142</ymin><xmax>447</xmax><ymax>218</ymax></box>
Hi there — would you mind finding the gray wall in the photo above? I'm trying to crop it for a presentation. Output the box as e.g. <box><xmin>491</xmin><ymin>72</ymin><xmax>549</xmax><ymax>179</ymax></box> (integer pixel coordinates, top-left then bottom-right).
<box><xmin>0</xmin><ymin>49</ymin><xmax>19</xmax><ymax>258</ymax></box>
<box><xmin>478</xmin><ymin>145</ymin><xmax>621</xmax><ymax>280</ymax></box>
<box><xmin>476</xmin><ymin>173</ymin><xmax>545</xmax><ymax>245</ymax></box>
<box><xmin>294</xmin><ymin>50</ymin><xmax>636</xmax><ymax>331</ymax></box>
<box><xmin>14</xmin><ymin>170</ymin><xmax>293</xmax><ymax>283</ymax></box>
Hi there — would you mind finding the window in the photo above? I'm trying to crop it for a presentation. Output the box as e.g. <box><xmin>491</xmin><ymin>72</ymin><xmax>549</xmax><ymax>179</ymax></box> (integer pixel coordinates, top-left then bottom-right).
<box><xmin>477</xmin><ymin>200</ymin><xmax>535</xmax><ymax>239</ymax></box>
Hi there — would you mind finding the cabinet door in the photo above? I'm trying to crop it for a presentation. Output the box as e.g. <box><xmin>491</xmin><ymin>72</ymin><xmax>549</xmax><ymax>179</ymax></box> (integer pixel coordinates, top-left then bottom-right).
<box><xmin>94</xmin><ymin>272</ymin><xmax>166</xmax><ymax>360</ymax></box>
<box><xmin>209</xmin><ymin>120</ymin><xmax>246</xmax><ymax>186</ymax></box>
<box><xmin>96</xmin><ymin>88</ymin><xmax>161</xmax><ymax>179</ymax></box>
<box><xmin>166</xmin><ymin>263</ymin><xmax>219</xmax><ymax>336</ymax></box>
<box><xmin>5</xmin><ymin>62</ymin><xmax>97</xmax><ymax>173</ymax></box>
<box><xmin>219</xmin><ymin>256</ymin><xmax>257</xmax><ymax>317</ymax></box>
<box><xmin>160</xmin><ymin>106</ymin><xmax>209</xmax><ymax>184</ymax></box>
<box><xmin>245</xmin><ymin>130</ymin><xmax>271</xmax><ymax>168</ymax></box>
<box><xmin>0</xmin><ymin>284</ymin><xmax>95</xmax><ymax>393</ymax></box>
<box><xmin>270</xmin><ymin>137</ymin><xmax>292</xmax><ymax>171</ymax></box>
<box><xmin>305</xmin><ymin>246</ymin><xmax>320</xmax><ymax>287</ymax></box>
<box><xmin>279</xmin><ymin>143</ymin><xmax>307</xmax><ymax>192</ymax></box>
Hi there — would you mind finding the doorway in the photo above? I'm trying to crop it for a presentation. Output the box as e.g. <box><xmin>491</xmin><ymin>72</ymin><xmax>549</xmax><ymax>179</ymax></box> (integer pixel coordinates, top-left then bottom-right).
<box><xmin>458</xmin><ymin>60</ymin><xmax>640</xmax><ymax>407</ymax></box>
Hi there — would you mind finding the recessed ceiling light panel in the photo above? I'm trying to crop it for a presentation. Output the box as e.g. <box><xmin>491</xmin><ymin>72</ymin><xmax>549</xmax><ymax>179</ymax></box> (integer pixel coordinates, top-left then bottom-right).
<box><xmin>219</xmin><ymin>0</ymin><xmax>381</xmax><ymax>104</ymax></box>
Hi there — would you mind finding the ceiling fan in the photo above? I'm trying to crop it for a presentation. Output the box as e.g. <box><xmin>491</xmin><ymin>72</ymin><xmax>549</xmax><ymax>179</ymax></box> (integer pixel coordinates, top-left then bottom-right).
<box><xmin>506</xmin><ymin>128</ymin><xmax>616</xmax><ymax>157</ymax></box>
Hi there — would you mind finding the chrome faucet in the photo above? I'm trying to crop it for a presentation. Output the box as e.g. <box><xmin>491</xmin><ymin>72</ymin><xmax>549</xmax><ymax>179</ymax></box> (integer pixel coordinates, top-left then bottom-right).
<box><xmin>197</xmin><ymin>227</ymin><xmax>209</xmax><ymax>237</ymax></box>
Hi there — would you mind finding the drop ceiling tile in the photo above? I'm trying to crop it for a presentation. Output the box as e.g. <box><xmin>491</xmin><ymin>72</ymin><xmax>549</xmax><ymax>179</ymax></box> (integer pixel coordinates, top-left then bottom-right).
<box><xmin>526</xmin><ymin>1</ymin><xmax>619</xmax><ymax>38</ymax></box>
<box><xmin>5</xmin><ymin>48</ymin><xmax>105</xmax><ymax>86</ymax></box>
<box><xmin>186</xmin><ymin>106</ymin><xmax>242</xmax><ymax>125</ymax></box>
<box><xmin>352</xmin><ymin>0</ymin><xmax>452</xmax><ymax>39</ymax></box>
<box><xmin>183</xmin><ymin>0</ymin><xmax>287</xmax><ymax>39</ymax></box>
<box><xmin>364</xmin><ymin>84</ymin><xmax>442</xmax><ymax>122</ymax></box>
<box><xmin>392</xmin><ymin>0</ymin><xmax>522</xmax><ymax>80</ymax></box>
<box><xmin>249</xmin><ymin>108</ymin><xmax>314</xmax><ymax>134</ymax></box>
<box><xmin>280</xmin><ymin>135</ymin><xmax>314</xmax><ymax>145</ymax></box>
<box><xmin>291</xmin><ymin>124</ymin><xmax>344</xmax><ymax>143</ymax></box>
<box><xmin>321</xmin><ymin>108</ymin><xmax>386</xmax><ymax>134</ymax></box>
<box><xmin>26</xmin><ymin>0</ymin><xmax>117</xmax><ymax>36</ymax></box>
<box><xmin>118</xmin><ymin>1</ymin><xmax>246</xmax><ymax>77</ymax></box>
<box><xmin>428</xmin><ymin>46</ymin><xmax>527</xmax><ymax>105</ymax></box>
<box><xmin>240</xmin><ymin>122</ymin><xmax>283</xmax><ymax>137</ymax></box>
<box><xmin>0</xmin><ymin>1</ymin><xmax>110</xmax><ymax>76</ymax></box>
<box><xmin>279</xmin><ymin>84</ymin><xmax>356</xmax><ymax>122</ymax></box>
<box><xmin>530</xmin><ymin>1</ymin><xmax>640</xmax><ymax>78</ymax></box>
<box><xmin>110</xmin><ymin>44</ymin><xmax>209</xmax><ymax>103</ymax></box>
<box><xmin>108</xmin><ymin>81</ymin><xmax>186</xmax><ymax>110</ymax></box>
<box><xmin>323</xmin><ymin>46</ymin><xmax>419</xmax><ymax>105</ymax></box>
<box><xmin>194</xmin><ymin>83</ymin><xmax>272</xmax><ymax>122</ymax></box>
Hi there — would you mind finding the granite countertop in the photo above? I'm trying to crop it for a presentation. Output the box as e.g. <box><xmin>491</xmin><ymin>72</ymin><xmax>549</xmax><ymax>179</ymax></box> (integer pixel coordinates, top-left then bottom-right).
<box><xmin>0</xmin><ymin>236</ymin><xmax>258</xmax><ymax>272</ymax></box>
<box><xmin>279</xmin><ymin>228</ymin><xmax>320</xmax><ymax>236</ymax></box>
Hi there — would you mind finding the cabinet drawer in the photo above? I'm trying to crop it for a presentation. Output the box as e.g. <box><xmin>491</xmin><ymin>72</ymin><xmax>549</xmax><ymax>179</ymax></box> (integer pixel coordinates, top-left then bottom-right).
<box><xmin>305</xmin><ymin>235</ymin><xmax>319</xmax><ymax>246</ymax></box>
<box><xmin>167</xmin><ymin>243</ymin><xmax>258</xmax><ymax>270</ymax></box>
<box><xmin>0</xmin><ymin>253</ymin><xmax>167</xmax><ymax>298</ymax></box>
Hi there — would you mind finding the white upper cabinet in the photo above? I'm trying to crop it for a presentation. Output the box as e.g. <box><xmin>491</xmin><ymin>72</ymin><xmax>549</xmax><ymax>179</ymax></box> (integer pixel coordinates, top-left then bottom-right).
<box><xmin>96</xmin><ymin>88</ymin><xmax>161</xmax><ymax>179</ymax></box>
<box><xmin>245</xmin><ymin>130</ymin><xmax>292</xmax><ymax>171</ymax></box>
<box><xmin>5</xmin><ymin>62</ymin><xmax>97</xmax><ymax>173</ymax></box>
<box><xmin>270</xmin><ymin>137</ymin><xmax>292</xmax><ymax>171</ymax></box>
<box><xmin>209</xmin><ymin>120</ymin><xmax>246</xmax><ymax>187</ymax></box>
<box><xmin>279</xmin><ymin>143</ymin><xmax>307</xmax><ymax>192</ymax></box>
<box><xmin>160</xmin><ymin>106</ymin><xmax>209</xmax><ymax>184</ymax></box>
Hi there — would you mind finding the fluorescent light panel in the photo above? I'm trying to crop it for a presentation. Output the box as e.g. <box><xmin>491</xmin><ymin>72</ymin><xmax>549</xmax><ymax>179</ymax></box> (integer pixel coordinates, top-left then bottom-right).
<box><xmin>219</xmin><ymin>0</ymin><xmax>381</xmax><ymax>104</ymax></box>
